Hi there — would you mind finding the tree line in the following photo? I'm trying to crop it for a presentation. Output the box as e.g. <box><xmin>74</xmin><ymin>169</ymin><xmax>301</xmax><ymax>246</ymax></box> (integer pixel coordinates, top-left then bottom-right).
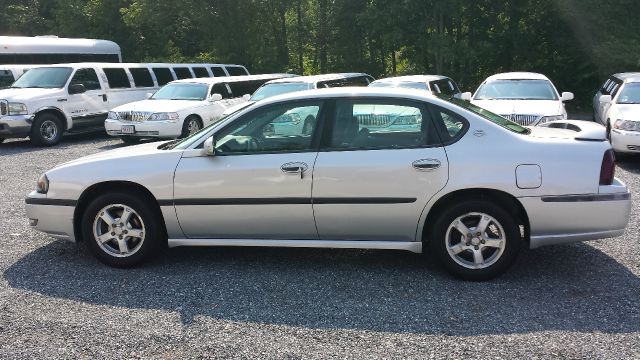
<box><xmin>1</xmin><ymin>0</ymin><xmax>639</xmax><ymax>109</ymax></box>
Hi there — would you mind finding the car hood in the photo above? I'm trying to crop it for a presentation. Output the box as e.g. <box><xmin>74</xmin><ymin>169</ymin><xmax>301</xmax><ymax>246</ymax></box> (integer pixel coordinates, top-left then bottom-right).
<box><xmin>55</xmin><ymin>140</ymin><xmax>175</xmax><ymax>169</ymax></box>
<box><xmin>0</xmin><ymin>87</ymin><xmax>61</xmax><ymax>102</ymax></box>
<box><xmin>111</xmin><ymin>99</ymin><xmax>203</xmax><ymax>113</ymax></box>
<box><xmin>472</xmin><ymin>99</ymin><xmax>562</xmax><ymax>116</ymax></box>
<box><xmin>615</xmin><ymin>104</ymin><xmax>640</xmax><ymax>120</ymax></box>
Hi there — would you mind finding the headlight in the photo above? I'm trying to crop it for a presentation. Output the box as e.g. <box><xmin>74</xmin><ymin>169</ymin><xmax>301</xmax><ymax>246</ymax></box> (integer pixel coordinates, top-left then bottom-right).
<box><xmin>107</xmin><ymin>111</ymin><xmax>119</xmax><ymax>120</ymax></box>
<box><xmin>148</xmin><ymin>112</ymin><xmax>179</xmax><ymax>122</ymax></box>
<box><xmin>36</xmin><ymin>174</ymin><xmax>49</xmax><ymax>194</ymax></box>
<box><xmin>538</xmin><ymin>115</ymin><xmax>565</xmax><ymax>124</ymax></box>
<box><xmin>613</xmin><ymin>119</ymin><xmax>640</xmax><ymax>132</ymax></box>
<box><xmin>8</xmin><ymin>102</ymin><xmax>28</xmax><ymax>115</ymax></box>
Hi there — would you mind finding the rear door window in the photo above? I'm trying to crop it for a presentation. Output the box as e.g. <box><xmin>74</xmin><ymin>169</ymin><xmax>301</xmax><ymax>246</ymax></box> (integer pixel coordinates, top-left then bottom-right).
<box><xmin>103</xmin><ymin>68</ymin><xmax>131</xmax><ymax>88</ymax></box>
<box><xmin>211</xmin><ymin>83</ymin><xmax>232</xmax><ymax>99</ymax></box>
<box><xmin>129</xmin><ymin>68</ymin><xmax>154</xmax><ymax>87</ymax></box>
<box><xmin>152</xmin><ymin>68</ymin><xmax>174</xmax><ymax>86</ymax></box>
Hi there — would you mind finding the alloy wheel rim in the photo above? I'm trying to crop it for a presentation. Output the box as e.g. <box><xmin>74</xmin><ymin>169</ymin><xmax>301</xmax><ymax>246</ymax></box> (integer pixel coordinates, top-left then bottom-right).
<box><xmin>445</xmin><ymin>212</ymin><xmax>506</xmax><ymax>269</ymax></box>
<box><xmin>93</xmin><ymin>204</ymin><xmax>146</xmax><ymax>257</ymax></box>
<box><xmin>40</xmin><ymin>120</ymin><xmax>58</xmax><ymax>141</ymax></box>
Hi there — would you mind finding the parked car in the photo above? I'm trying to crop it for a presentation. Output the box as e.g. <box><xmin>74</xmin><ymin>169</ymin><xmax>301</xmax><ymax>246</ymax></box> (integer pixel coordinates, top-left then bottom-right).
<box><xmin>0</xmin><ymin>62</ymin><xmax>249</xmax><ymax>146</ymax></box>
<box><xmin>461</xmin><ymin>72</ymin><xmax>574</xmax><ymax>126</ymax></box>
<box><xmin>369</xmin><ymin>75</ymin><xmax>462</xmax><ymax>96</ymax></box>
<box><xmin>25</xmin><ymin>88</ymin><xmax>630</xmax><ymax>280</ymax></box>
<box><xmin>104</xmin><ymin>74</ymin><xmax>295</xmax><ymax>143</ymax></box>
<box><xmin>0</xmin><ymin>65</ymin><xmax>33</xmax><ymax>89</ymax></box>
<box><xmin>593</xmin><ymin>72</ymin><xmax>640</xmax><ymax>153</ymax></box>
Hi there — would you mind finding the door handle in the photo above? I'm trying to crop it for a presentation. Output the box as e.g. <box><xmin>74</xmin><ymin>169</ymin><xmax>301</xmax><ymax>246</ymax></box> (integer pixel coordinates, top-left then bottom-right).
<box><xmin>412</xmin><ymin>159</ymin><xmax>441</xmax><ymax>171</ymax></box>
<box><xmin>99</xmin><ymin>94</ymin><xmax>107</xmax><ymax>102</ymax></box>
<box><xmin>281</xmin><ymin>162</ymin><xmax>309</xmax><ymax>179</ymax></box>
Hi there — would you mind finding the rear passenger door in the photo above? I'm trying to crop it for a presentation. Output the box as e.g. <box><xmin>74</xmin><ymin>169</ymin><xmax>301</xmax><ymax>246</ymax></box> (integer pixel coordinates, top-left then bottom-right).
<box><xmin>311</xmin><ymin>98</ymin><xmax>457</xmax><ymax>242</ymax></box>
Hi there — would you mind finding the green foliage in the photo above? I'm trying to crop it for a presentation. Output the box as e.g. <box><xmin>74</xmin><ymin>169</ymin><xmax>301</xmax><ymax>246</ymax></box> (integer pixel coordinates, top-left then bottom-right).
<box><xmin>0</xmin><ymin>0</ymin><xmax>638</xmax><ymax>108</ymax></box>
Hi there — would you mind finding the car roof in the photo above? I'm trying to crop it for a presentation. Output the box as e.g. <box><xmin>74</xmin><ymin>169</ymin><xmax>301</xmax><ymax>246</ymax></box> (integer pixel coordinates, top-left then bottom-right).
<box><xmin>264</xmin><ymin>73</ymin><xmax>371</xmax><ymax>85</ymax></box>
<box><xmin>171</xmin><ymin>74</ymin><xmax>295</xmax><ymax>85</ymax></box>
<box><xmin>484</xmin><ymin>72</ymin><xmax>550</xmax><ymax>81</ymax></box>
<box><xmin>613</xmin><ymin>72</ymin><xmax>640</xmax><ymax>82</ymax></box>
<box><xmin>371</xmin><ymin>75</ymin><xmax>451</xmax><ymax>83</ymax></box>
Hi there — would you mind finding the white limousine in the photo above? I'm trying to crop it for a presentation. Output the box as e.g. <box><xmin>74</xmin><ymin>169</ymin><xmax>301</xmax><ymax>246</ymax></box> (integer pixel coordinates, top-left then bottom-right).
<box><xmin>25</xmin><ymin>88</ymin><xmax>630</xmax><ymax>280</ymax></box>
<box><xmin>0</xmin><ymin>62</ymin><xmax>249</xmax><ymax>145</ymax></box>
<box><xmin>105</xmin><ymin>74</ymin><xmax>296</xmax><ymax>142</ymax></box>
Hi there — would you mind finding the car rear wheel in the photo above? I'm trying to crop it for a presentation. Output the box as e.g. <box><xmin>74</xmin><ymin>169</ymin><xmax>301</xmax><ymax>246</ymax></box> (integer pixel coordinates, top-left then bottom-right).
<box><xmin>429</xmin><ymin>200</ymin><xmax>522</xmax><ymax>281</ymax></box>
<box><xmin>181</xmin><ymin>116</ymin><xmax>202</xmax><ymax>138</ymax></box>
<box><xmin>30</xmin><ymin>113</ymin><xmax>63</xmax><ymax>146</ymax></box>
<box><xmin>82</xmin><ymin>192</ymin><xmax>162</xmax><ymax>267</ymax></box>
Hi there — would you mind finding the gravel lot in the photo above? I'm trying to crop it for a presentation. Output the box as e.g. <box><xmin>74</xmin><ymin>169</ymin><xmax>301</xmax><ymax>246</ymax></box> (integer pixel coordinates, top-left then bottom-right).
<box><xmin>0</xmin><ymin>133</ymin><xmax>639</xmax><ymax>359</ymax></box>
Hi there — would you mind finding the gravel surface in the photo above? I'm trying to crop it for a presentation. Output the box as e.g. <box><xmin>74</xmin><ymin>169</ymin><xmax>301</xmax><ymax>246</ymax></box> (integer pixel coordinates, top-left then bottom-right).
<box><xmin>0</xmin><ymin>134</ymin><xmax>639</xmax><ymax>359</ymax></box>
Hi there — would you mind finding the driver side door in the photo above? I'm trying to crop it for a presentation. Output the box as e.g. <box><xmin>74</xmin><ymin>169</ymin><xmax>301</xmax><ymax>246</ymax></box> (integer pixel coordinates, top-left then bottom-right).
<box><xmin>66</xmin><ymin>67</ymin><xmax>108</xmax><ymax>129</ymax></box>
<box><xmin>173</xmin><ymin>100</ymin><xmax>325</xmax><ymax>239</ymax></box>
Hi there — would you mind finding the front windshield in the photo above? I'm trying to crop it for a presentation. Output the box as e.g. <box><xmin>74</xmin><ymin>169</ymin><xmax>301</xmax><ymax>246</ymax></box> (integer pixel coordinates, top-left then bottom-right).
<box><xmin>474</xmin><ymin>79</ymin><xmax>558</xmax><ymax>100</ymax></box>
<box><xmin>151</xmin><ymin>83</ymin><xmax>208</xmax><ymax>101</ymax></box>
<box><xmin>617</xmin><ymin>83</ymin><xmax>640</xmax><ymax>104</ymax></box>
<box><xmin>250</xmin><ymin>83</ymin><xmax>312</xmax><ymax>101</ymax></box>
<box><xmin>438</xmin><ymin>95</ymin><xmax>530</xmax><ymax>134</ymax></box>
<box><xmin>11</xmin><ymin>67</ymin><xmax>72</xmax><ymax>89</ymax></box>
<box><xmin>369</xmin><ymin>81</ymin><xmax>429</xmax><ymax>91</ymax></box>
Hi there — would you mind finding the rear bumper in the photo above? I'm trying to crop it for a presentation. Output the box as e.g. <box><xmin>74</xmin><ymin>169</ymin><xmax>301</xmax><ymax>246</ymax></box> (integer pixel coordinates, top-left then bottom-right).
<box><xmin>610</xmin><ymin>129</ymin><xmax>640</xmax><ymax>152</ymax></box>
<box><xmin>0</xmin><ymin>114</ymin><xmax>34</xmax><ymax>138</ymax></box>
<box><xmin>25</xmin><ymin>194</ymin><xmax>76</xmax><ymax>242</ymax></box>
<box><xmin>105</xmin><ymin>119</ymin><xmax>182</xmax><ymax>138</ymax></box>
<box><xmin>520</xmin><ymin>181</ymin><xmax>631</xmax><ymax>248</ymax></box>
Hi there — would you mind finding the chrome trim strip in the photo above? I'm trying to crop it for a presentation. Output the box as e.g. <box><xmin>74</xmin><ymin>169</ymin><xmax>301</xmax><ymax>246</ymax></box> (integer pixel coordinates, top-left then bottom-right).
<box><xmin>168</xmin><ymin>238</ymin><xmax>423</xmax><ymax>253</ymax></box>
<box><xmin>162</xmin><ymin>197</ymin><xmax>417</xmax><ymax>206</ymax></box>
<box><xmin>24</xmin><ymin>197</ymin><xmax>77</xmax><ymax>206</ymax></box>
<box><xmin>541</xmin><ymin>193</ymin><xmax>630</xmax><ymax>202</ymax></box>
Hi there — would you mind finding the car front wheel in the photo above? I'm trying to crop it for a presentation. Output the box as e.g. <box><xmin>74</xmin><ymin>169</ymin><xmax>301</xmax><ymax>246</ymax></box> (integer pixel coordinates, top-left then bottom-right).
<box><xmin>82</xmin><ymin>192</ymin><xmax>162</xmax><ymax>267</ymax></box>
<box><xmin>429</xmin><ymin>200</ymin><xmax>522</xmax><ymax>281</ymax></box>
<box><xmin>30</xmin><ymin>113</ymin><xmax>63</xmax><ymax>146</ymax></box>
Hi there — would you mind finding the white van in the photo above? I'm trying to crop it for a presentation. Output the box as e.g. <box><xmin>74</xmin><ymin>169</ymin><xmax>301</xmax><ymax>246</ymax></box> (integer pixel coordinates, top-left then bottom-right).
<box><xmin>105</xmin><ymin>74</ymin><xmax>296</xmax><ymax>143</ymax></box>
<box><xmin>0</xmin><ymin>62</ymin><xmax>250</xmax><ymax>146</ymax></box>
<box><xmin>0</xmin><ymin>65</ymin><xmax>34</xmax><ymax>89</ymax></box>
<box><xmin>369</xmin><ymin>75</ymin><xmax>462</xmax><ymax>96</ymax></box>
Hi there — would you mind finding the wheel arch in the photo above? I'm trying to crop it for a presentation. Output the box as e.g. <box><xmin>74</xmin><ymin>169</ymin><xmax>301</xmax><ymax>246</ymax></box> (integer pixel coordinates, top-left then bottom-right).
<box><xmin>421</xmin><ymin>188</ymin><xmax>530</xmax><ymax>246</ymax></box>
<box><xmin>73</xmin><ymin>180</ymin><xmax>167</xmax><ymax>244</ymax></box>
<box><xmin>34</xmin><ymin>106</ymin><xmax>70</xmax><ymax>130</ymax></box>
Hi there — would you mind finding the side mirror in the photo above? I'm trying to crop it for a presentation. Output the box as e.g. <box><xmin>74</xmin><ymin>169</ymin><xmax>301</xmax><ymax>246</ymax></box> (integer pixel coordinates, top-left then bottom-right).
<box><xmin>145</xmin><ymin>92</ymin><xmax>153</xmax><ymax>99</ymax></box>
<box><xmin>561</xmin><ymin>92</ymin><xmax>574</xmax><ymax>101</ymax></box>
<box><xmin>209</xmin><ymin>93</ymin><xmax>223</xmax><ymax>102</ymax></box>
<box><xmin>459</xmin><ymin>92</ymin><xmax>472</xmax><ymax>101</ymax></box>
<box><xmin>68</xmin><ymin>83</ymin><xmax>86</xmax><ymax>95</ymax></box>
<box><xmin>599</xmin><ymin>94</ymin><xmax>612</xmax><ymax>104</ymax></box>
<box><xmin>242</xmin><ymin>94</ymin><xmax>251</xmax><ymax>101</ymax></box>
<box><xmin>203</xmin><ymin>136</ymin><xmax>216</xmax><ymax>156</ymax></box>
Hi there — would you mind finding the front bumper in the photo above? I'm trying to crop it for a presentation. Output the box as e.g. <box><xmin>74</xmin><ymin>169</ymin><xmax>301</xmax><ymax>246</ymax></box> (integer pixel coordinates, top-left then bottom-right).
<box><xmin>0</xmin><ymin>114</ymin><xmax>35</xmax><ymax>138</ymax></box>
<box><xmin>610</xmin><ymin>129</ymin><xmax>640</xmax><ymax>152</ymax></box>
<box><xmin>25</xmin><ymin>192</ymin><xmax>76</xmax><ymax>242</ymax></box>
<box><xmin>105</xmin><ymin>119</ymin><xmax>182</xmax><ymax>138</ymax></box>
<box><xmin>521</xmin><ymin>178</ymin><xmax>631</xmax><ymax>248</ymax></box>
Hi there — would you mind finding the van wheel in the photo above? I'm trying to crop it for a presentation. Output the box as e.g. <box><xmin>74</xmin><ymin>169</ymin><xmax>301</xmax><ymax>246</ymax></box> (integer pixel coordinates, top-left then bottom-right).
<box><xmin>181</xmin><ymin>116</ymin><xmax>202</xmax><ymax>138</ymax></box>
<box><xmin>82</xmin><ymin>192</ymin><xmax>162</xmax><ymax>268</ymax></box>
<box><xmin>120</xmin><ymin>136</ymin><xmax>141</xmax><ymax>145</ymax></box>
<box><xmin>30</xmin><ymin>113</ymin><xmax>63</xmax><ymax>146</ymax></box>
<box><xmin>429</xmin><ymin>200</ymin><xmax>522</xmax><ymax>281</ymax></box>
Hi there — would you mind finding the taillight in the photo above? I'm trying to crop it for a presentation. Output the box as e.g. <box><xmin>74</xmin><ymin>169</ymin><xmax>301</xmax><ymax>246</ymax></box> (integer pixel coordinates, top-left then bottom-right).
<box><xmin>599</xmin><ymin>149</ymin><xmax>615</xmax><ymax>185</ymax></box>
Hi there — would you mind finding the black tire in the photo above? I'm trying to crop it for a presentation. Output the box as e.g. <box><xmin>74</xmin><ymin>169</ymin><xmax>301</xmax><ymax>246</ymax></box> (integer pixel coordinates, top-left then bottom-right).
<box><xmin>428</xmin><ymin>199</ymin><xmax>522</xmax><ymax>281</ymax></box>
<box><xmin>302</xmin><ymin>115</ymin><xmax>315</xmax><ymax>135</ymax></box>
<box><xmin>30</xmin><ymin>112</ymin><xmax>64</xmax><ymax>146</ymax></box>
<box><xmin>120</xmin><ymin>136</ymin><xmax>141</xmax><ymax>145</ymax></box>
<box><xmin>82</xmin><ymin>192</ymin><xmax>162</xmax><ymax>268</ymax></box>
<box><xmin>181</xmin><ymin>116</ymin><xmax>202</xmax><ymax>138</ymax></box>
<box><xmin>606</xmin><ymin>120</ymin><xmax>612</xmax><ymax>142</ymax></box>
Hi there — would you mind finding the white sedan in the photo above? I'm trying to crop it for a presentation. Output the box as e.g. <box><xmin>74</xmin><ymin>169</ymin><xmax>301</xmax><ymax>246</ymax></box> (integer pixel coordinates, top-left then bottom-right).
<box><xmin>25</xmin><ymin>88</ymin><xmax>630</xmax><ymax>280</ymax></box>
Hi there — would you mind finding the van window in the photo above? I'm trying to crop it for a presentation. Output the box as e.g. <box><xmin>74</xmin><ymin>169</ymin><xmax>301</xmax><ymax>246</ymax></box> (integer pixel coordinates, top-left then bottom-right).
<box><xmin>0</xmin><ymin>70</ymin><xmax>15</xmax><ymax>88</ymax></box>
<box><xmin>173</xmin><ymin>67</ymin><xmax>193</xmax><ymax>79</ymax></box>
<box><xmin>69</xmin><ymin>68</ymin><xmax>102</xmax><ymax>91</ymax></box>
<box><xmin>129</xmin><ymin>68</ymin><xmax>154</xmax><ymax>87</ymax></box>
<box><xmin>211</xmin><ymin>66</ymin><xmax>227</xmax><ymax>77</ymax></box>
<box><xmin>211</xmin><ymin>83</ymin><xmax>232</xmax><ymax>99</ymax></box>
<box><xmin>152</xmin><ymin>68</ymin><xmax>174</xmax><ymax>86</ymax></box>
<box><xmin>226</xmin><ymin>66</ymin><xmax>248</xmax><ymax>76</ymax></box>
<box><xmin>346</xmin><ymin>76</ymin><xmax>372</xmax><ymax>86</ymax></box>
<box><xmin>103</xmin><ymin>68</ymin><xmax>131</xmax><ymax>88</ymax></box>
<box><xmin>192</xmin><ymin>67</ymin><xmax>209</xmax><ymax>78</ymax></box>
<box><xmin>429</xmin><ymin>79</ymin><xmax>460</xmax><ymax>95</ymax></box>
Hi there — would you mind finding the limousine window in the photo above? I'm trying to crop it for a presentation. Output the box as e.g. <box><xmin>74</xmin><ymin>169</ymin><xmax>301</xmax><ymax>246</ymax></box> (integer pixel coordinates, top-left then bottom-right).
<box><xmin>12</xmin><ymin>67</ymin><xmax>73</xmax><ymax>89</ymax></box>
<box><xmin>211</xmin><ymin>83</ymin><xmax>232</xmax><ymax>99</ymax></box>
<box><xmin>173</xmin><ymin>67</ymin><xmax>193</xmax><ymax>80</ymax></box>
<box><xmin>152</xmin><ymin>67</ymin><xmax>174</xmax><ymax>86</ymax></box>
<box><xmin>103</xmin><ymin>68</ymin><xmax>131</xmax><ymax>88</ymax></box>
<box><xmin>250</xmin><ymin>82</ymin><xmax>311</xmax><ymax>101</ymax></box>
<box><xmin>227</xmin><ymin>66</ymin><xmax>248</xmax><ymax>76</ymax></box>
<box><xmin>0</xmin><ymin>53</ymin><xmax>119</xmax><ymax>65</ymax></box>
<box><xmin>129</xmin><ymin>68</ymin><xmax>154</xmax><ymax>87</ymax></box>
<box><xmin>192</xmin><ymin>67</ymin><xmax>209</xmax><ymax>78</ymax></box>
<box><xmin>70</xmin><ymin>68</ymin><xmax>102</xmax><ymax>91</ymax></box>
<box><xmin>0</xmin><ymin>70</ymin><xmax>14</xmax><ymax>88</ymax></box>
<box><xmin>228</xmin><ymin>80</ymin><xmax>266</xmax><ymax>98</ymax></box>
<box><xmin>211</xmin><ymin>66</ymin><xmax>227</xmax><ymax>77</ymax></box>
<box><xmin>152</xmin><ymin>83</ymin><xmax>209</xmax><ymax>101</ymax></box>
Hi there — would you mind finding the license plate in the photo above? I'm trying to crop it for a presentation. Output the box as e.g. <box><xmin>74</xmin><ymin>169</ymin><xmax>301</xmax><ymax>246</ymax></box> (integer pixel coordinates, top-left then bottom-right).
<box><xmin>121</xmin><ymin>125</ymin><xmax>135</xmax><ymax>134</ymax></box>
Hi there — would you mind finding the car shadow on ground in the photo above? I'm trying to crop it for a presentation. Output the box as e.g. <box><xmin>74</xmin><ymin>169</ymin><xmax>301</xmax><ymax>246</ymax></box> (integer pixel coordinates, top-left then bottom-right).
<box><xmin>617</xmin><ymin>156</ymin><xmax>640</xmax><ymax>175</ymax></box>
<box><xmin>4</xmin><ymin>240</ymin><xmax>639</xmax><ymax>335</ymax></box>
<box><xmin>0</xmin><ymin>132</ymin><xmax>122</xmax><ymax>155</ymax></box>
